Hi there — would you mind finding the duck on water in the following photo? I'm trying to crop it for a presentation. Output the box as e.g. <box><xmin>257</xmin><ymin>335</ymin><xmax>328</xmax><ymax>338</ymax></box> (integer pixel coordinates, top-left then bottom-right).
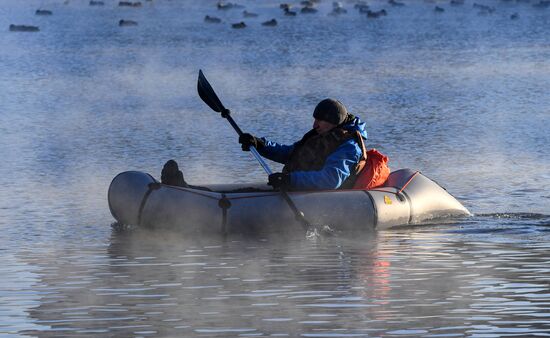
<box><xmin>204</xmin><ymin>15</ymin><xmax>222</xmax><ymax>23</ymax></box>
<box><xmin>35</xmin><ymin>9</ymin><xmax>53</xmax><ymax>15</ymax></box>
<box><xmin>232</xmin><ymin>21</ymin><xmax>246</xmax><ymax>28</ymax></box>
<box><xmin>330</xmin><ymin>2</ymin><xmax>347</xmax><ymax>15</ymax></box>
<box><xmin>119</xmin><ymin>19</ymin><xmax>138</xmax><ymax>26</ymax></box>
<box><xmin>284</xmin><ymin>7</ymin><xmax>297</xmax><ymax>16</ymax></box>
<box><xmin>9</xmin><ymin>24</ymin><xmax>39</xmax><ymax>32</ymax></box>
<box><xmin>119</xmin><ymin>1</ymin><xmax>142</xmax><ymax>7</ymax></box>
<box><xmin>365</xmin><ymin>9</ymin><xmax>387</xmax><ymax>18</ymax></box>
<box><xmin>262</xmin><ymin>19</ymin><xmax>277</xmax><ymax>26</ymax></box>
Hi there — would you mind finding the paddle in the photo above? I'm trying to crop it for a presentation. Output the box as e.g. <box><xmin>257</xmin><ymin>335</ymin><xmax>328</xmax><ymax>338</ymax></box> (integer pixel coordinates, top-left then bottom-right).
<box><xmin>197</xmin><ymin>69</ymin><xmax>314</xmax><ymax>232</ymax></box>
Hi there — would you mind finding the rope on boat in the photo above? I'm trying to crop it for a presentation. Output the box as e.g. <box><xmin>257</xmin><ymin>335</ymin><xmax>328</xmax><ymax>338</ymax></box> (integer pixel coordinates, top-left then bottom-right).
<box><xmin>397</xmin><ymin>171</ymin><xmax>420</xmax><ymax>195</ymax></box>
<box><xmin>168</xmin><ymin>171</ymin><xmax>421</xmax><ymax>206</ymax></box>
<box><xmin>170</xmin><ymin>186</ymin><xmax>219</xmax><ymax>200</ymax></box>
<box><xmin>363</xmin><ymin>171</ymin><xmax>419</xmax><ymax>202</ymax></box>
<box><xmin>169</xmin><ymin>184</ymin><xmax>280</xmax><ymax>200</ymax></box>
<box><xmin>137</xmin><ymin>182</ymin><xmax>161</xmax><ymax>226</ymax></box>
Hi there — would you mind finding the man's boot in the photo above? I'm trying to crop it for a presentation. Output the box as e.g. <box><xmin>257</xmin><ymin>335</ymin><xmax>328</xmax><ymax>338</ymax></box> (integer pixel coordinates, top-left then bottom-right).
<box><xmin>161</xmin><ymin>159</ymin><xmax>188</xmax><ymax>187</ymax></box>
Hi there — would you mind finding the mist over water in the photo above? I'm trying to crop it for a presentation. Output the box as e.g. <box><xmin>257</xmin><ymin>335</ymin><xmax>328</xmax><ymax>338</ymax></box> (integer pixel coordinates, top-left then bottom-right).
<box><xmin>1</xmin><ymin>0</ymin><xmax>549</xmax><ymax>336</ymax></box>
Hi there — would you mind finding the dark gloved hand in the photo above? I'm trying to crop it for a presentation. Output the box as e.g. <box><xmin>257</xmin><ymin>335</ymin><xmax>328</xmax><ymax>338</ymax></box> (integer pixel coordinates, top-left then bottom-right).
<box><xmin>268</xmin><ymin>173</ymin><xmax>291</xmax><ymax>189</ymax></box>
<box><xmin>239</xmin><ymin>133</ymin><xmax>264</xmax><ymax>151</ymax></box>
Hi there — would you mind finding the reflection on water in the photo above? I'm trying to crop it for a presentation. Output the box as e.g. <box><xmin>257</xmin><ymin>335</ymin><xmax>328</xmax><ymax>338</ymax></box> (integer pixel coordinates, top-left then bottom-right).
<box><xmin>1</xmin><ymin>0</ymin><xmax>549</xmax><ymax>336</ymax></box>
<box><xmin>6</xmin><ymin>214</ymin><xmax>549</xmax><ymax>337</ymax></box>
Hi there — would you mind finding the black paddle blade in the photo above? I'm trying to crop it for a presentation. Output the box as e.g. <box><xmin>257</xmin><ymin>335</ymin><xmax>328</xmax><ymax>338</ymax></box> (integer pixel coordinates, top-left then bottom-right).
<box><xmin>197</xmin><ymin>69</ymin><xmax>226</xmax><ymax>113</ymax></box>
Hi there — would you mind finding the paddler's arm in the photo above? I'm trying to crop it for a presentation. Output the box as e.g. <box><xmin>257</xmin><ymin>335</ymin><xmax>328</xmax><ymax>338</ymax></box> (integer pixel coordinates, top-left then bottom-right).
<box><xmin>239</xmin><ymin>133</ymin><xmax>294</xmax><ymax>164</ymax></box>
<box><xmin>256</xmin><ymin>138</ymin><xmax>294</xmax><ymax>164</ymax></box>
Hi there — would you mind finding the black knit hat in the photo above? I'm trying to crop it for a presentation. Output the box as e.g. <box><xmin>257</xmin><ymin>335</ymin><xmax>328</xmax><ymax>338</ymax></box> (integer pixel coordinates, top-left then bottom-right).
<box><xmin>312</xmin><ymin>98</ymin><xmax>348</xmax><ymax>125</ymax></box>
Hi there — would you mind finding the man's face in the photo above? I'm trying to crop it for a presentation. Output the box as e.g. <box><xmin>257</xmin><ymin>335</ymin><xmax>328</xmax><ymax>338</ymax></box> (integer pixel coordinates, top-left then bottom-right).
<box><xmin>313</xmin><ymin>118</ymin><xmax>337</xmax><ymax>135</ymax></box>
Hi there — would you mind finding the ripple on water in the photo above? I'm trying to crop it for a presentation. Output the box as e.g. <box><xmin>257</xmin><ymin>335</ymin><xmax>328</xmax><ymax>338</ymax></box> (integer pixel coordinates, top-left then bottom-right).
<box><xmin>2</xmin><ymin>0</ymin><xmax>550</xmax><ymax>336</ymax></box>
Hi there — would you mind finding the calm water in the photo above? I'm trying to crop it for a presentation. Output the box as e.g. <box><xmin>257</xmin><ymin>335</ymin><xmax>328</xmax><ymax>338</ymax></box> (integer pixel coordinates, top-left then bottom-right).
<box><xmin>1</xmin><ymin>0</ymin><xmax>549</xmax><ymax>336</ymax></box>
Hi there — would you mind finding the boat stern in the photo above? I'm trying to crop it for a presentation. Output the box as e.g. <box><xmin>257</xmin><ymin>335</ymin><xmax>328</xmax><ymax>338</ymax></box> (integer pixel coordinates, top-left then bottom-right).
<box><xmin>108</xmin><ymin>171</ymin><xmax>157</xmax><ymax>225</ymax></box>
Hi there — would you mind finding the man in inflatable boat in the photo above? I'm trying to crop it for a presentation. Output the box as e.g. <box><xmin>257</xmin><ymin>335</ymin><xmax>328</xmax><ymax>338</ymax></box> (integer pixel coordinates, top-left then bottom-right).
<box><xmin>162</xmin><ymin>99</ymin><xmax>389</xmax><ymax>191</ymax></box>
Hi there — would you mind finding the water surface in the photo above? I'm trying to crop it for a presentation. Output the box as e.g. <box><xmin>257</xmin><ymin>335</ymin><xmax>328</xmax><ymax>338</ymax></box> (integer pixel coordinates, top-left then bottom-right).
<box><xmin>1</xmin><ymin>0</ymin><xmax>549</xmax><ymax>336</ymax></box>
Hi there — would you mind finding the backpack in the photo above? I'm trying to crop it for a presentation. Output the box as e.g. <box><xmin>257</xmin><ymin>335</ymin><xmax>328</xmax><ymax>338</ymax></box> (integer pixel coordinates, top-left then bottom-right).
<box><xmin>352</xmin><ymin>148</ymin><xmax>390</xmax><ymax>189</ymax></box>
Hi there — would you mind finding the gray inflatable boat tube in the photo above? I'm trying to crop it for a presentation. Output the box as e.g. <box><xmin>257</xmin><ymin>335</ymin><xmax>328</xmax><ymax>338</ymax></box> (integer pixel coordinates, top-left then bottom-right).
<box><xmin>108</xmin><ymin>169</ymin><xmax>470</xmax><ymax>233</ymax></box>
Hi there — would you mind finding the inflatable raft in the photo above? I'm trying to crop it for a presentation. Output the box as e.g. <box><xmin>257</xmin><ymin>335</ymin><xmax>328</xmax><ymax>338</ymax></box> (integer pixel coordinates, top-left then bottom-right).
<box><xmin>108</xmin><ymin>169</ymin><xmax>470</xmax><ymax>234</ymax></box>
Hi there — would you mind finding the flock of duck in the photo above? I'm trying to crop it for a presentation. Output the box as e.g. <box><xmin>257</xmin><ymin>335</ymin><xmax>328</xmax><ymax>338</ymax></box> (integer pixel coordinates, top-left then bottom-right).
<box><xmin>8</xmin><ymin>0</ymin><xmax>152</xmax><ymax>31</ymax></box>
<box><xmin>7</xmin><ymin>0</ymin><xmax>550</xmax><ymax>32</ymax></box>
<box><xmin>202</xmin><ymin>0</ymin><xmax>550</xmax><ymax>29</ymax></box>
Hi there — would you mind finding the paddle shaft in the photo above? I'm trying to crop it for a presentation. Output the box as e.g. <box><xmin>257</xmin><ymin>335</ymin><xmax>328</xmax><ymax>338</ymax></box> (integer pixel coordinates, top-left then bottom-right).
<box><xmin>222</xmin><ymin>110</ymin><xmax>309</xmax><ymax>229</ymax></box>
<box><xmin>222</xmin><ymin>111</ymin><xmax>273</xmax><ymax>175</ymax></box>
<box><xmin>197</xmin><ymin>69</ymin><xmax>311</xmax><ymax>229</ymax></box>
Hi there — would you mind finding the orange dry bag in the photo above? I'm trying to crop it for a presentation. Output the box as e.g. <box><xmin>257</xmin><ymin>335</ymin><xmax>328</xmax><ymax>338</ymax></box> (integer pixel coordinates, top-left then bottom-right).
<box><xmin>353</xmin><ymin>149</ymin><xmax>390</xmax><ymax>189</ymax></box>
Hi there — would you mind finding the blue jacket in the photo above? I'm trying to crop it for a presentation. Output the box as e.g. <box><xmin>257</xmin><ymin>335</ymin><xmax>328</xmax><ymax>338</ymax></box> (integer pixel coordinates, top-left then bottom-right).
<box><xmin>258</xmin><ymin>116</ymin><xmax>367</xmax><ymax>190</ymax></box>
